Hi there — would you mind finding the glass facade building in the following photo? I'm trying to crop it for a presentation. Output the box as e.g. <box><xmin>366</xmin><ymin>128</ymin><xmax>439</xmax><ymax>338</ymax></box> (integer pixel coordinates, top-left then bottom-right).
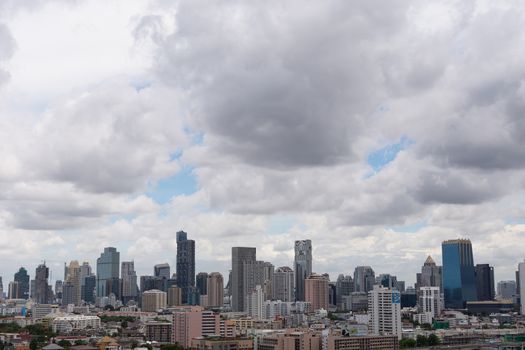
<box><xmin>96</xmin><ymin>247</ymin><xmax>120</xmax><ymax>298</ymax></box>
<box><xmin>442</xmin><ymin>239</ymin><xmax>477</xmax><ymax>309</ymax></box>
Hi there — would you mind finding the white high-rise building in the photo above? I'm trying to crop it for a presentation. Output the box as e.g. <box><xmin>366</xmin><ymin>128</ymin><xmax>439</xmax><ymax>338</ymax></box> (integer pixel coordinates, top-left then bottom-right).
<box><xmin>246</xmin><ymin>285</ymin><xmax>264</xmax><ymax>319</ymax></box>
<box><xmin>418</xmin><ymin>286</ymin><xmax>442</xmax><ymax>322</ymax></box>
<box><xmin>273</xmin><ymin>266</ymin><xmax>294</xmax><ymax>302</ymax></box>
<box><xmin>518</xmin><ymin>261</ymin><xmax>525</xmax><ymax>315</ymax></box>
<box><xmin>368</xmin><ymin>285</ymin><xmax>401</xmax><ymax>339</ymax></box>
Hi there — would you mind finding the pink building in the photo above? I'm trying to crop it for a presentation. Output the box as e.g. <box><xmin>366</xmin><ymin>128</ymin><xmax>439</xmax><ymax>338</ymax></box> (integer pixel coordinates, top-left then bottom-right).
<box><xmin>171</xmin><ymin>306</ymin><xmax>220</xmax><ymax>348</ymax></box>
<box><xmin>305</xmin><ymin>273</ymin><xmax>329</xmax><ymax>311</ymax></box>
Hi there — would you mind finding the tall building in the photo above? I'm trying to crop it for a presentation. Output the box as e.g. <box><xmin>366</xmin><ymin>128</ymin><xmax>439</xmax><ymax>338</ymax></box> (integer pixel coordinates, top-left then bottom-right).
<box><xmin>497</xmin><ymin>280</ymin><xmax>516</xmax><ymax>300</ymax></box>
<box><xmin>475</xmin><ymin>264</ymin><xmax>495</xmax><ymax>301</ymax></box>
<box><xmin>83</xmin><ymin>275</ymin><xmax>96</xmax><ymax>303</ymax></box>
<box><xmin>247</xmin><ymin>285</ymin><xmax>264</xmax><ymax>319</ymax></box>
<box><xmin>243</xmin><ymin>260</ymin><xmax>271</xmax><ymax>309</ymax></box>
<box><xmin>368</xmin><ymin>285</ymin><xmax>402</xmax><ymax>339</ymax></box>
<box><xmin>336</xmin><ymin>274</ymin><xmax>353</xmax><ymax>310</ymax></box>
<box><xmin>121</xmin><ymin>261</ymin><xmax>138</xmax><ymax>304</ymax></box>
<box><xmin>176</xmin><ymin>231</ymin><xmax>196</xmax><ymax>304</ymax></box>
<box><xmin>14</xmin><ymin>267</ymin><xmax>30</xmax><ymax>299</ymax></box>
<box><xmin>8</xmin><ymin>281</ymin><xmax>19</xmax><ymax>299</ymax></box>
<box><xmin>294</xmin><ymin>240</ymin><xmax>312</xmax><ymax>301</ymax></box>
<box><xmin>442</xmin><ymin>239</ymin><xmax>477</xmax><ymax>309</ymax></box>
<box><xmin>354</xmin><ymin>266</ymin><xmax>375</xmax><ymax>293</ymax></box>
<box><xmin>273</xmin><ymin>266</ymin><xmax>294</xmax><ymax>302</ymax></box>
<box><xmin>96</xmin><ymin>247</ymin><xmax>120</xmax><ymax>298</ymax></box>
<box><xmin>168</xmin><ymin>286</ymin><xmax>182</xmax><ymax>306</ymax></box>
<box><xmin>54</xmin><ymin>280</ymin><xmax>63</xmax><ymax>301</ymax></box>
<box><xmin>79</xmin><ymin>262</ymin><xmax>92</xmax><ymax>301</ymax></box>
<box><xmin>416</xmin><ymin>255</ymin><xmax>442</xmax><ymax>291</ymax></box>
<box><xmin>231</xmin><ymin>247</ymin><xmax>256</xmax><ymax>311</ymax></box>
<box><xmin>171</xmin><ymin>306</ymin><xmax>220</xmax><ymax>348</ymax></box>
<box><xmin>64</xmin><ymin>261</ymin><xmax>82</xmax><ymax>305</ymax></box>
<box><xmin>154</xmin><ymin>263</ymin><xmax>171</xmax><ymax>279</ymax></box>
<box><xmin>34</xmin><ymin>263</ymin><xmax>50</xmax><ymax>304</ymax></box>
<box><xmin>518</xmin><ymin>261</ymin><xmax>525</xmax><ymax>314</ymax></box>
<box><xmin>207</xmin><ymin>272</ymin><xmax>224</xmax><ymax>307</ymax></box>
<box><xmin>0</xmin><ymin>277</ymin><xmax>3</xmax><ymax>300</ymax></box>
<box><xmin>305</xmin><ymin>273</ymin><xmax>329</xmax><ymax>311</ymax></box>
<box><xmin>142</xmin><ymin>289</ymin><xmax>167</xmax><ymax>312</ymax></box>
<box><xmin>418</xmin><ymin>286</ymin><xmax>443</xmax><ymax>321</ymax></box>
<box><xmin>196</xmin><ymin>272</ymin><xmax>209</xmax><ymax>297</ymax></box>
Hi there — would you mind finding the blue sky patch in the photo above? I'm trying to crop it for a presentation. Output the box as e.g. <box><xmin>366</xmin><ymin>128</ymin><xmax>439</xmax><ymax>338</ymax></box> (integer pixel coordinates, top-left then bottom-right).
<box><xmin>147</xmin><ymin>166</ymin><xmax>198</xmax><ymax>204</ymax></box>
<box><xmin>390</xmin><ymin>219</ymin><xmax>427</xmax><ymax>233</ymax></box>
<box><xmin>367</xmin><ymin>136</ymin><xmax>414</xmax><ymax>173</ymax></box>
<box><xmin>266</xmin><ymin>215</ymin><xmax>297</xmax><ymax>235</ymax></box>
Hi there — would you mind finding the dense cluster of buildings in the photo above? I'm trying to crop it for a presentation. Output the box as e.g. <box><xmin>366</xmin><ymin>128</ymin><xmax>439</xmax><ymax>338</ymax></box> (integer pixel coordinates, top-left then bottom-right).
<box><xmin>1</xmin><ymin>235</ymin><xmax>525</xmax><ymax>349</ymax></box>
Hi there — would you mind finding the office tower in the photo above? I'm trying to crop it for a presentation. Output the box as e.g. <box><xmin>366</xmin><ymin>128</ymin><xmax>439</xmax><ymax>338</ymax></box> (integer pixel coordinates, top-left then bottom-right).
<box><xmin>64</xmin><ymin>260</ymin><xmax>81</xmax><ymax>305</ymax></box>
<box><xmin>14</xmin><ymin>267</ymin><xmax>30</xmax><ymax>299</ymax></box>
<box><xmin>377</xmin><ymin>274</ymin><xmax>397</xmax><ymax>289</ymax></box>
<box><xmin>34</xmin><ymin>263</ymin><xmax>50</xmax><ymax>304</ymax></box>
<box><xmin>518</xmin><ymin>261</ymin><xmax>525</xmax><ymax>314</ymax></box>
<box><xmin>243</xmin><ymin>260</ymin><xmax>271</xmax><ymax>308</ymax></box>
<box><xmin>418</xmin><ymin>286</ymin><xmax>443</xmax><ymax>321</ymax></box>
<box><xmin>329</xmin><ymin>282</ymin><xmax>337</xmax><ymax>308</ymax></box>
<box><xmin>154</xmin><ymin>263</ymin><xmax>171</xmax><ymax>279</ymax></box>
<box><xmin>8</xmin><ymin>281</ymin><xmax>20</xmax><ymax>299</ymax></box>
<box><xmin>497</xmin><ymin>281</ymin><xmax>516</xmax><ymax>300</ymax></box>
<box><xmin>396</xmin><ymin>281</ymin><xmax>405</xmax><ymax>292</ymax></box>
<box><xmin>0</xmin><ymin>277</ymin><xmax>3</xmax><ymax>300</ymax></box>
<box><xmin>176</xmin><ymin>231</ymin><xmax>196</xmax><ymax>304</ymax></box>
<box><xmin>442</xmin><ymin>239</ymin><xmax>477</xmax><ymax>308</ymax></box>
<box><xmin>263</xmin><ymin>262</ymin><xmax>274</xmax><ymax>300</ymax></box>
<box><xmin>83</xmin><ymin>275</ymin><xmax>96</xmax><ymax>303</ymax></box>
<box><xmin>96</xmin><ymin>247</ymin><xmax>120</xmax><ymax>298</ymax></box>
<box><xmin>305</xmin><ymin>273</ymin><xmax>329</xmax><ymax>311</ymax></box>
<box><xmin>171</xmin><ymin>306</ymin><xmax>220</xmax><ymax>348</ymax></box>
<box><xmin>354</xmin><ymin>266</ymin><xmax>375</xmax><ymax>293</ymax></box>
<box><xmin>121</xmin><ymin>261</ymin><xmax>138</xmax><ymax>304</ymax></box>
<box><xmin>294</xmin><ymin>240</ymin><xmax>312</xmax><ymax>301</ymax></box>
<box><xmin>168</xmin><ymin>286</ymin><xmax>182</xmax><ymax>306</ymax></box>
<box><xmin>416</xmin><ymin>256</ymin><xmax>442</xmax><ymax>292</ymax></box>
<box><xmin>30</xmin><ymin>280</ymin><xmax>35</xmax><ymax>299</ymax></box>
<box><xmin>231</xmin><ymin>247</ymin><xmax>256</xmax><ymax>311</ymax></box>
<box><xmin>273</xmin><ymin>266</ymin><xmax>294</xmax><ymax>302</ymax></box>
<box><xmin>54</xmin><ymin>280</ymin><xmax>63</xmax><ymax>301</ymax></box>
<box><xmin>368</xmin><ymin>285</ymin><xmax>402</xmax><ymax>339</ymax></box>
<box><xmin>79</xmin><ymin>262</ymin><xmax>92</xmax><ymax>300</ymax></box>
<box><xmin>196</xmin><ymin>272</ymin><xmax>209</xmax><ymax>297</ymax></box>
<box><xmin>336</xmin><ymin>274</ymin><xmax>353</xmax><ymax>310</ymax></box>
<box><xmin>207</xmin><ymin>272</ymin><xmax>224</xmax><ymax>307</ymax></box>
<box><xmin>475</xmin><ymin>264</ymin><xmax>495</xmax><ymax>301</ymax></box>
<box><xmin>247</xmin><ymin>285</ymin><xmax>264</xmax><ymax>319</ymax></box>
<box><xmin>142</xmin><ymin>289</ymin><xmax>167</xmax><ymax>312</ymax></box>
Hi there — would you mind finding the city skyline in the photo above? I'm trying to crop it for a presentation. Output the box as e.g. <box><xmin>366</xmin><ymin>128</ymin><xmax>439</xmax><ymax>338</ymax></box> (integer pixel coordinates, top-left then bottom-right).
<box><xmin>1</xmin><ymin>1</ymin><xmax>525</xmax><ymax>292</ymax></box>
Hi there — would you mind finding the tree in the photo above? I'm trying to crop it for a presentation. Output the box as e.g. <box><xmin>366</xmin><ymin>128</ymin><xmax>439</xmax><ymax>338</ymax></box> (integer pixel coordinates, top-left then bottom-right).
<box><xmin>421</xmin><ymin>323</ymin><xmax>432</xmax><ymax>330</ymax></box>
<box><xmin>74</xmin><ymin>340</ymin><xmax>87</xmax><ymax>346</ymax></box>
<box><xmin>428</xmin><ymin>334</ymin><xmax>440</xmax><ymax>346</ymax></box>
<box><xmin>416</xmin><ymin>335</ymin><xmax>428</xmax><ymax>347</ymax></box>
<box><xmin>399</xmin><ymin>338</ymin><xmax>416</xmax><ymax>348</ymax></box>
<box><xmin>57</xmin><ymin>339</ymin><xmax>71</xmax><ymax>349</ymax></box>
<box><xmin>29</xmin><ymin>339</ymin><xmax>38</xmax><ymax>350</ymax></box>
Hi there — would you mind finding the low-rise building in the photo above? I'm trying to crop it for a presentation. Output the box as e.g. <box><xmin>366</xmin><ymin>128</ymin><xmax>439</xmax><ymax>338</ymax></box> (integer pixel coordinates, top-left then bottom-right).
<box><xmin>51</xmin><ymin>314</ymin><xmax>101</xmax><ymax>333</ymax></box>
<box><xmin>145</xmin><ymin>322</ymin><xmax>172</xmax><ymax>343</ymax></box>
<box><xmin>191</xmin><ymin>336</ymin><xmax>253</xmax><ymax>350</ymax></box>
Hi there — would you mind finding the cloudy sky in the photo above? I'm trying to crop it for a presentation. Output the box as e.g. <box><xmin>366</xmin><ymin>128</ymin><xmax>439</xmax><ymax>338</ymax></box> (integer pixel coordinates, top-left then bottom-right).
<box><xmin>0</xmin><ymin>0</ymin><xmax>524</xmax><ymax>288</ymax></box>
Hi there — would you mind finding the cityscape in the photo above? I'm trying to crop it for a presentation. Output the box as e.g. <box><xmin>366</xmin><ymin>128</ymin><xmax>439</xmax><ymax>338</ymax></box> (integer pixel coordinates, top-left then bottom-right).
<box><xmin>1</xmin><ymin>235</ymin><xmax>525</xmax><ymax>349</ymax></box>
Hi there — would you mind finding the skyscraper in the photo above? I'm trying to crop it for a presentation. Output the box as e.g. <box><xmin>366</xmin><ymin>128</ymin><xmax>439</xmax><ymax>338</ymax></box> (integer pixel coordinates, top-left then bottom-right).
<box><xmin>272</xmin><ymin>266</ymin><xmax>294</xmax><ymax>302</ymax></box>
<box><xmin>0</xmin><ymin>277</ymin><xmax>3</xmax><ymax>300</ymax></box>
<box><xmin>154</xmin><ymin>263</ymin><xmax>171</xmax><ymax>279</ymax></box>
<box><xmin>336</xmin><ymin>274</ymin><xmax>353</xmax><ymax>310</ymax></box>
<box><xmin>176</xmin><ymin>231</ymin><xmax>195</xmax><ymax>304</ymax></box>
<box><xmin>416</xmin><ymin>256</ymin><xmax>442</xmax><ymax>291</ymax></box>
<box><xmin>305</xmin><ymin>273</ymin><xmax>329</xmax><ymax>311</ymax></box>
<box><xmin>207</xmin><ymin>272</ymin><xmax>223</xmax><ymax>307</ymax></box>
<box><xmin>475</xmin><ymin>264</ymin><xmax>495</xmax><ymax>301</ymax></box>
<box><xmin>34</xmin><ymin>263</ymin><xmax>50</xmax><ymax>304</ymax></box>
<box><xmin>354</xmin><ymin>266</ymin><xmax>375</xmax><ymax>293</ymax></box>
<box><xmin>231</xmin><ymin>247</ymin><xmax>256</xmax><ymax>312</ymax></box>
<box><xmin>518</xmin><ymin>261</ymin><xmax>525</xmax><ymax>314</ymax></box>
<box><xmin>442</xmin><ymin>239</ymin><xmax>477</xmax><ymax>309</ymax></box>
<box><xmin>368</xmin><ymin>285</ymin><xmax>402</xmax><ymax>339</ymax></box>
<box><xmin>79</xmin><ymin>262</ymin><xmax>92</xmax><ymax>301</ymax></box>
<box><xmin>96</xmin><ymin>247</ymin><xmax>120</xmax><ymax>298</ymax></box>
<box><xmin>196</xmin><ymin>272</ymin><xmax>209</xmax><ymax>297</ymax></box>
<box><xmin>121</xmin><ymin>261</ymin><xmax>138</xmax><ymax>304</ymax></box>
<box><xmin>497</xmin><ymin>280</ymin><xmax>516</xmax><ymax>300</ymax></box>
<box><xmin>14</xmin><ymin>267</ymin><xmax>30</xmax><ymax>299</ymax></box>
<box><xmin>294</xmin><ymin>240</ymin><xmax>312</xmax><ymax>301</ymax></box>
<box><xmin>64</xmin><ymin>260</ymin><xmax>82</xmax><ymax>305</ymax></box>
<box><xmin>8</xmin><ymin>281</ymin><xmax>19</xmax><ymax>299</ymax></box>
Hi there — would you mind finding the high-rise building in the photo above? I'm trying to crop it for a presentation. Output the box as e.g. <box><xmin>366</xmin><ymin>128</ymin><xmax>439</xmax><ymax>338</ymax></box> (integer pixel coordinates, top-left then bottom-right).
<box><xmin>34</xmin><ymin>263</ymin><xmax>50</xmax><ymax>304</ymax></box>
<box><xmin>64</xmin><ymin>261</ymin><xmax>82</xmax><ymax>305</ymax></box>
<box><xmin>8</xmin><ymin>281</ymin><xmax>20</xmax><ymax>299</ymax></box>
<box><xmin>168</xmin><ymin>286</ymin><xmax>182</xmax><ymax>307</ymax></box>
<box><xmin>14</xmin><ymin>267</ymin><xmax>30</xmax><ymax>299</ymax></box>
<box><xmin>336</xmin><ymin>274</ymin><xmax>353</xmax><ymax>310</ymax></box>
<box><xmin>475</xmin><ymin>264</ymin><xmax>495</xmax><ymax>301</ymax></box>
<box><xmin>231</xmin><ymin>247</ymin><xmax>256</xmax><ymax>311</ymax></box>
<box><xmin>377</xmin><ymin>274</ymin><xmax>397</xmax><ymax>289</ymax></box>
<box><xmin>518</xmin><ymin>261</ymin><xmax>525</xmax><ymax>314</ymax></box>
<box><xmin>273</xmin><ymin>266</ymin><xmax>294</xmax><ymax>302</ymax></box>
<box><xmin>83</xmin><ymin>275</ymin><xmax>96</xmax><ymax>303</ymax></box>
<box><xmin>418</xmin><ymin>286</ymin><xmax>443</xmax><ymax>321</ymax></box>
<box><xmin>247</xmin><ymin>285</ymin><xmax>264</xmax><ymax>319</ymax></box>
<box><xmin>96</xmin><ymin>247</ymin><xmax>120</xmax><ymax>298</ymax></box>
<box><xmin>121</xmin><ymin>261</ymin><xmax>138</xmax><ymax>304</ymax></box>
<box><xmin>368</xmin><ymin>285</ymin><xmax>402</xmax><ymax>339</ymax></box>
<box><xmin>354</xmin><ymin>266</ymin><xmax>375</xmax><ymax>293</ymax></box>
<box><xmin>263</xmin><ymin>262</ymin><xmax>274</xmax><ymax>300</ymax></box>
<box><xmin>442</xmin><ymin>239</ymin><xmax>477</xmax><ymax>309</ymax></box>
<box><xmin>305</xmin><ymin>273</ymin><xmax>329</xmax><ymax>311</ymax></box>
<box><xmin>497</xmin><ymin>280</ymin><xmax>516</xmax><ymax>300</ymax></box>
<box><xmin>294</xmin><ymin>240</ymin><xmax>312</xmax><ymax>301</ymax></box>
<box><xmin>0</xmin><ymin>276</ymin><xmax>3</xmax><ymax>300</ymax></box>
<box><xmin>196</xmin><ymin>272</ymin><xmax>209</xmax><ymax>297</ymax></box>
<box><xmin>176</xmin><ymin>231</ymin><xmax>196</xmax><ymax>304</ymax></box>
<box><xmin>154</xmin><ymin>263</ymin><xmax>171</xmax><ymax>279</ymax></box>
<box><xmin>54</xmin><ymin>280</ymin><xmax>63</xmax><ymax>301</ymax></box>
<box><xmin>79</xmin><ymin>262</ymin><xmax>92</xmax><ymax>301</ymax></box>
<box><xmin>415</xmin><ymin>256</ymin><xmax>442</xmax><ymax>292</ymax></box>
<box><xmin>207</xmin><ymin>272</ymin><xmax>224</xmax><ymax>307</ymax></box>
<box><xmin>171</xmin><ymin>306</ymin><xmax>220</xmax><ymax>348</ymax></box>
<box><xmin>142</xmin><ymin>289</ymin><xmax>167</xmax><ymax>312</ymax></box>
<box><xmin>243</xmin><ymin>260</ymin><xmax>271</xmax><ymax>309</ymax></box>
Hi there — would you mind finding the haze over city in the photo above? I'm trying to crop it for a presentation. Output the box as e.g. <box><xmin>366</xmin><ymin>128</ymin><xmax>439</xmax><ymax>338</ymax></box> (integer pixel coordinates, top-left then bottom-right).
<box><xmin>1</xmin><ymin>0</ymin><xmax>525</xmax><ymax>289</ymax></box>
